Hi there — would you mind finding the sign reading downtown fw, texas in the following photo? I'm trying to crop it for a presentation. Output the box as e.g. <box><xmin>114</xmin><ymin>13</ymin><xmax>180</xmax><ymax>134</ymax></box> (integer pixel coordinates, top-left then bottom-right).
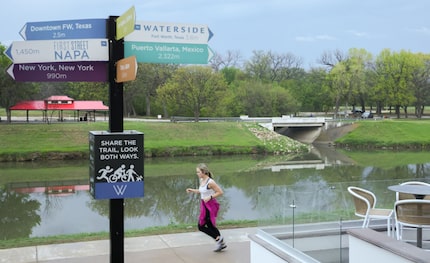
<box><xmin>89</xmin><ymin>131</ymin><xmax>144</xmax><ymax>199</ymax></box>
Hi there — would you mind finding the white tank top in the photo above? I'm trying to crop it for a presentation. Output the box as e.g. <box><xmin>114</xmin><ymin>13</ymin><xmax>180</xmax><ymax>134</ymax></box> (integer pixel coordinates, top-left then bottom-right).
<box><xmin>199</xmin><ymin>178</ymin><xmax>215</xmax><ymax>200</ymax></box>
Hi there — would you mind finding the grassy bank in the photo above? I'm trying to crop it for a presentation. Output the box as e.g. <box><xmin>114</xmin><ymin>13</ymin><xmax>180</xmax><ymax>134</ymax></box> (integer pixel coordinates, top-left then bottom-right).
<box><xmin>335</xmin><ymin>119</ymin><xmax>430</xmax><ymax>149</ymax></box>
<box><xmin>0</xmin><ymin>121</ymin><xmax>307</xmax><ymax>161</ymax></box>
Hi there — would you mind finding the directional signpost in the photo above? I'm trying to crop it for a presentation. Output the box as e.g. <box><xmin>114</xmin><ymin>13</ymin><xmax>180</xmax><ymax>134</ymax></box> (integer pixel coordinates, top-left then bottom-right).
<box><xmin>4</xmin><ymin>8</ymin><xmax>214</xmax><ymax>263</ymax></box>
<box><xmin>124</xmin><ymin>21</ymin><xmax>214</xmax><ymax>64</ymax></box>
<box><xmin>103</xmin><ymin>7</ymin><xmax>137</xmax><ymax>263</ymax></box>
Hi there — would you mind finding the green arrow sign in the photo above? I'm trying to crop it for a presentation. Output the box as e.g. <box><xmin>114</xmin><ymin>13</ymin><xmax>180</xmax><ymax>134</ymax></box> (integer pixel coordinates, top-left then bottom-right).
<box><xmin>124</xmin><ymin>41</ymin><xmax>213</xmax><ymax>64</ymax></box>
<box><xmin>116</xmin><ymin>6</ymin><xmax>135</xmax><ymax>40</ymax></box>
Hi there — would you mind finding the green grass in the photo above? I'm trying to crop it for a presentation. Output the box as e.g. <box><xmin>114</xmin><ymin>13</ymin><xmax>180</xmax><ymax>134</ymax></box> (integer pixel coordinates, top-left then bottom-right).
<box><xmin>0</xmin><ymin>121</ymin><xmax>300</xmax><ymax>160</ymax></box>
<box><xmin>335</xmin><ymin>119</ymin><xmax>430</xmax><ymax>149</ymax></box>
<box><xmin>1</xmin><ymin>118</ymin><xmax>430</xmax><ymax>161</ymax></box>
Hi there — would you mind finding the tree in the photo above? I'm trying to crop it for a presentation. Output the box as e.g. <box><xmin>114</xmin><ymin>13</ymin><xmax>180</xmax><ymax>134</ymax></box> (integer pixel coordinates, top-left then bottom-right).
<box><xmin>325</xmin><ymin>62</ymin><xmax>349</xmax><ymax>118</ymax></box>
<box><xmin>288</xmin><ymin>67</ymin><xmax>330</xmax><ymax>112</ymax></box>
<box><xmin>220</xmin><ymin>67</ymin><xmax>245</xmax><ymax>85</ymax></box>
<box><xmin>410</xmin><ymin>53</ymin><xmax>430</xmax><ymax>118</ymax></box>
<box><xmin>318</xmin><ymin>49</ymin><xmax>346</xmax><ymax>68</ymax></box>
<box><xmin>65</xmin><ymin>82</ymin><xmax>108</xmax><ymax>102</ymax></box>
<box><xmin>224</xmin><ymin>80</ymin><xmax>300</xmax><ymax>117</ymax></box>
<box><xmin>343</xmin><ymin>48</ymin><xmax>373</xmax><ymax>112</ymax></box>
<box><xmin>210</xmin><ymin>50</ymin><xmax>243</xmax><ymax>71</ymax></box>
<box><xmin>0</xmin><ymin>43</ymin><xmax>40</xmax><ymax>122</ymax></box>
<box><xmin>322</xmin><ymin>48</ymin><xmax>373</xmax><ymax>118</ymax></box>
<box><xmin>157</xmin><ymin>66</ymin><xmax>228</xmax><ymax>121</ymax></box>
<box><xmin>244</xmin><ymin>50</ymin><xmax>303</xmax><ymax>82</ymax></box>
<box><xmin>375</xmin><ymin>49</ymin><xmax>418</xmax><ymax>118</ymax></box>
<box><xmin>125</xmin><ymin>63</ymin><xmax>177</xmax><ymax>117</ymax></box>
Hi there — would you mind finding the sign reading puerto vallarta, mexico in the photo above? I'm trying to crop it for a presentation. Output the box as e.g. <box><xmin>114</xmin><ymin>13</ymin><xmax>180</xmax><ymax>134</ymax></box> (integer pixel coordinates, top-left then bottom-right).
<box><xmin>125</xmin><ymin>21</ymin><xmax>214</xmax><ymax>64</ymax></box>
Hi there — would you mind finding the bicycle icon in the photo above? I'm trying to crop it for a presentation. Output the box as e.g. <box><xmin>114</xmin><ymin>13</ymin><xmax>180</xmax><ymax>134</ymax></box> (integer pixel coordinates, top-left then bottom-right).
<box><xmin>97</xmin><ymin>164</ymin><xmax>143</xmax><ymax>183</ymax></box>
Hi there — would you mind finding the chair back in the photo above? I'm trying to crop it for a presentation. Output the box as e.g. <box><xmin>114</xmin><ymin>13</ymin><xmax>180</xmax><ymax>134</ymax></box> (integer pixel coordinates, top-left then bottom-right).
<box><xmin>396</xmin><ymin>181</ymin><xmax>430</xmax><ymax>201</ymax></box>
<box><xmin>395</xmin><ymin>200</ymin><xmax>430</xmax><ymax>226</ymax></box>
<box><xmin>348</xmin><ymin>186</ymin><xmax>376</xmax><ymax>217</ymax></box>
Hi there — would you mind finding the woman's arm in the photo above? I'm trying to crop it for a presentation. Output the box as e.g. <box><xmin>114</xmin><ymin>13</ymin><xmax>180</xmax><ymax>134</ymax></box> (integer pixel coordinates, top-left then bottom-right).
<box><xmin>206</xmin><ymin>181</ymin><xmax>223</xmax><ymax>201</ymax></box>
<box><xmin>186</xmin><ymin>188</ymin><xmax>199</xmax><ymax>194</ymax></box>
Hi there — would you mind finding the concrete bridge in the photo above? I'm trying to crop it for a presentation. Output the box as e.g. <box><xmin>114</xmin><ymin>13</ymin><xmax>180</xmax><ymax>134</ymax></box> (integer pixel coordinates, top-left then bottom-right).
<box><xmin>169</xmin><ymin>115</ymin><xmax>352</xmax><ymax>144</ymax></box>
<box><xmin>240</xmin><ymin>115</ymin><xmax>350</xmax><ymax>144</ymax></box>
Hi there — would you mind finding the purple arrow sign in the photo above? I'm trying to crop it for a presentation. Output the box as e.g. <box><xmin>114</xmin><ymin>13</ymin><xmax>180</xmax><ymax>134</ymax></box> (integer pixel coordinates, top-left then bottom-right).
<box><xmin>7</xmin><ymin>61</ymin><xmax>108</xmax><ymax>82</ymax></box>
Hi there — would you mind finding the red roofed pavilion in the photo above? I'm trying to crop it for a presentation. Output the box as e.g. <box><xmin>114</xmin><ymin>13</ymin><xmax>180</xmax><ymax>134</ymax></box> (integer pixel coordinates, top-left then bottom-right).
<box><xmin>10</xmin><ymin>96</ymin><xmax>109</xmax><ymax>122</ymax></box>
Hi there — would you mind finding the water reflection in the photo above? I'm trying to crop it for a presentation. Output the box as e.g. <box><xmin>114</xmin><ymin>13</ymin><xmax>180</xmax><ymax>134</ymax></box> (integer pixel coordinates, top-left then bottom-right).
<box><xmin>0</xmin><ymin>188</ymin><xmax>41</xmax><ymax>239</ymax></box>
<box><xmin>1</xmin><ymin>148</ymin><xmax>430</xmax><ymax>239</ymax></box>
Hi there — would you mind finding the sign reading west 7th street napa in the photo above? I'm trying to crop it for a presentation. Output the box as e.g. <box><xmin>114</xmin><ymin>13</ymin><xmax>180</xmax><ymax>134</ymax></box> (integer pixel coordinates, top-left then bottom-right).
<box><xmin>5</xmin><ymin>39</ymin><xmax>109</xmax><ymax>63</ymax></box>
<box><xmin>20</xmin><ymin>19</ymin><xmax>107</xmax><ymax>40</ymax></box>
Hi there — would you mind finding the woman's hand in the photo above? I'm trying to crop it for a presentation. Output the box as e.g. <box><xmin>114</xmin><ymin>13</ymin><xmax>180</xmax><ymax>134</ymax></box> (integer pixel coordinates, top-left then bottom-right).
<box><xmin>186</xmin><ymin>188</ymin><xmax>195</xmax><ymax>194</ymax></box>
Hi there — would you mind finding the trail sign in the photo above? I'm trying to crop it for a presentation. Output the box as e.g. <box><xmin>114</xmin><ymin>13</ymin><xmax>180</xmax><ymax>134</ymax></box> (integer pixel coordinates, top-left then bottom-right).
<box><xmin>7</xmin><ymin>61</ymin><xmax>108</xmax><ymax>82</ymax></box>
<box><xmin>124</xmin><ymin>41</ymin><xmax>213</xmax><ymax>64</ymax></box>
<box><xmin>116</xmin><ymin>6</ymin><xmax>135</xmax><ymax>40</ymax></box>
<box><xmin>20</xmin><ymin>19</ymin><xmax>107</xmax><ymax>40</ymax></box>
<box><xmin>4</xmin><ymin>39</ymin><xmax>109</xmax><ymax>63</ymax></box>
<box><xmin>116</xmin><ymin>56</ymin><xmax>137</xmax><ymax>83</ymax></box>
<box><xmin>125</xmin><ymin>21</ymin><xmax>213</xmax><ymax>44</ymax></box>
<box><xmin>89</xmin><ymin>130</ymin><xmax>144</xmax><ymax>200</ymax></box>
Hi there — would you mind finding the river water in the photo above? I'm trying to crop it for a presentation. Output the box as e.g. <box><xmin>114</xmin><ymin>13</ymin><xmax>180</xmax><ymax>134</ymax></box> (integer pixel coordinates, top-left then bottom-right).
<box><xmin>1</xmin><ymin>146</ymin><xmax>429</xmax><ymax>239</ymax></box>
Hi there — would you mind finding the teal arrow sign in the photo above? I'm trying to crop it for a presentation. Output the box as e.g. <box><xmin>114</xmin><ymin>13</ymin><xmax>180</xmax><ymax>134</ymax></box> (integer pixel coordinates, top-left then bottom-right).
<box><xmin>125</xmin><ymin>41</ymin><xmax>213</xmax><ymax>64</ymax></box>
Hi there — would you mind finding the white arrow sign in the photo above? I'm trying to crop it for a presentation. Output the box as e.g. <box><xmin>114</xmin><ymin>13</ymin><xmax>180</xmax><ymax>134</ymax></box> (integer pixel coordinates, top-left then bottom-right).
<box><xmin>125</xmin><ymin>21</ymin><xmax>214</xmax><ymax>44</ymax></box>
<box><xmin>4</xmin><ymin>39</ymin><xmax>109</xmax><ymax>63</ymax></box>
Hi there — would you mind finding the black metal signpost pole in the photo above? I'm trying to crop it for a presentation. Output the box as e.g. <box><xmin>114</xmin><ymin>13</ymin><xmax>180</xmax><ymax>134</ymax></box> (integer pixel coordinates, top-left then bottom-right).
<box><xmin>108</xmin><ymin>16</ymin><xmax>124</xmax><ymax>263</ymax></box>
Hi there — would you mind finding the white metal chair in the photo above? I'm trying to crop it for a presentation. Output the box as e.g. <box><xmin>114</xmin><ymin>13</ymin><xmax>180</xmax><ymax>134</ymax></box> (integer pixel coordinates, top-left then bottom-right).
<box><xmin>396</xmin><ymin>181</ymin><xmax>430</xmax><ymax>201</ymax></box>
<box><xmin>348</xmin><ymin>186</ymin><xmax>394</xmax><ymax>236</ymax></box>
<box><xmin>394</xmin><ymin>199</ymin><xmax>430</xmax><ymax>245</ymax></box>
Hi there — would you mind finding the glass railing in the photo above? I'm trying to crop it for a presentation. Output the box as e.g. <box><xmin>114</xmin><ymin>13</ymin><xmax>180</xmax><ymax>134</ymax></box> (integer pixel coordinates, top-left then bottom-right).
<box><xmin>255</xmin><ymin>179</ymin><xmax>425</xmax><ymax>263</ymax></box>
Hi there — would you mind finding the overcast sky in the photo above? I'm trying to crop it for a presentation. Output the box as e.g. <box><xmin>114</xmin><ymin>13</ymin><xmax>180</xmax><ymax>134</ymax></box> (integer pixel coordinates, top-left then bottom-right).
<box><xmin>2</xmin><ymin>0</ymin><xmax>430</xmax><ymax>67</ymax></box>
